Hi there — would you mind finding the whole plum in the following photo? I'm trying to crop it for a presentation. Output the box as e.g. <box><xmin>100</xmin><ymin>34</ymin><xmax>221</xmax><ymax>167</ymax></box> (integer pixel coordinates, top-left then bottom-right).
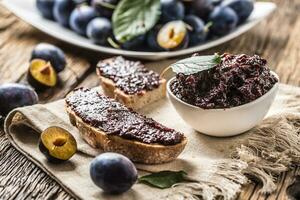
<box><xmin>146</xmin><ymin>25</ymin><xmax>164</xmax><ymax>51</ymax></box>
<box><xmin>31</xmin><ymin>43</ymin><xmax>66</xmax><ymax>73</ymax></box>
<box><xmin>91</xmin><ymin>0</ymin><xmax>119</xmax><ymax>18</ymax></box>
<box><xmin>121</xmin><ymin>35</ymin><xmax>146</xmax><ymax>50</ymax></box>
<box><xmin>160</xmin><ymin>0</ymin><xmax>185</xmax><ymax>23</ymax></box>
<box><xmin>69</xmin><ymin>5</ymin><xmax>98</xmax><ymax>36</ymax></box>
<box><xmin>53</xmin><ymin>0</ymin><xmax>76</xmax><ymax>27</ymax></box>
<box><xmin>36</xmin><ymin>0</ymin><xmax>55</xmax><ymax>19</ymax></box>
<box><xmin>87</xmin><ymin>18</ymin><xmax>112</xmax><ymax>45</ymax></box>
<box><xmin>184</xmin><ymin>15</ymin><xmax>207</xmax><ymax>46</ymax></box>
<box><xmin>222</xmin><ymin>0</ymin><xmax>254</xmax><ymax>24</ymax></box>
<box><xmin>0</xmin><ymin>83</ymin><xmax>38</xmax><ymax>116</ymax></box>
<box><xmin>90</xmin><ymin>153</ymin><xmax>137</xmax><ymax>194</ymax></box>
<box><xmin>189</xmin><ymin>0</ymin><xmax>214</xmax><ymax>20</ymax></box>
<box><xmin>208</xmin><ymin>6</ymin><xmax>238</xmax><ymax>36</ymax></box>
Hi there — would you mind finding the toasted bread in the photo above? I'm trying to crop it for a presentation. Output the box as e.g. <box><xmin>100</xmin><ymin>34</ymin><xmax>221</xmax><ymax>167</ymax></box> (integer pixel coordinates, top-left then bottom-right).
<box><xmin>98</xmin><ymin>76</ymin><xmax>166</xmax><ymax>110</ymax></box>
<box><xmin>96</xmin><ymin>57</ymin><xmax>166</xmax><ymax>110</ymax></box>
<box><xmin>65</xmin><ymin>88</ymin><xmax>187</xmax><ymax>164</ymax></box>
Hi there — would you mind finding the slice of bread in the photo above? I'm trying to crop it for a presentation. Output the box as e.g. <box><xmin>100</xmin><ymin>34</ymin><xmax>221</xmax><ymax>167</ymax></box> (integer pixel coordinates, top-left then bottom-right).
<box><xmin>96</xmin><ymin>57</ymin><xmax>166</xmax><ymax>110</ymax></box>
<box><xmin>65</xmin><ymin>88</ymin><xmax>187</xmax><ymax>164</ymax></box>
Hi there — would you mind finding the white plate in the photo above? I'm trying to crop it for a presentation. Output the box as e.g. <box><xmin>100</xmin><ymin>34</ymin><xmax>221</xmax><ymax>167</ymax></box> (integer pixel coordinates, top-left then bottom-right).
<box><xmin>2</xmin><ymin>0</ymin><xmax>276</xmax><ymax>60</ymax></box>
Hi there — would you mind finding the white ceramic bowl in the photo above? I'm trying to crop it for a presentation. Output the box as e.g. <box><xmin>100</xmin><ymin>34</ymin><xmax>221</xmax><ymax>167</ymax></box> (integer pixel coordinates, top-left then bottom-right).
<box><xmin>167</xmin><ymin>72</ymin><xmax>279</xmax><ymax>137</ymax></box>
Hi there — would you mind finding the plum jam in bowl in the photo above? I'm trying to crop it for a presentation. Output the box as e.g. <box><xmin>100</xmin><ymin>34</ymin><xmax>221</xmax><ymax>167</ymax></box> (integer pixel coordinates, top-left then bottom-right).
<box><xmin>167</xmin><ymin>54</ymin><xmax>279</xmax><ymax>137</ymax></box>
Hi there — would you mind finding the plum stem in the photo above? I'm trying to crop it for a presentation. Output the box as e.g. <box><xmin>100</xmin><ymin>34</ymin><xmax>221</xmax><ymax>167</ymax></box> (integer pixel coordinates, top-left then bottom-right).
<box><xmin>107</xmin><ymin>37</ymin><xmax>120</xmax><ymax>49</ymax></box>
<box><xmin>204</xmin><ymin>22</ymin><xmax>213</xmax><ymax>33</ymax></box>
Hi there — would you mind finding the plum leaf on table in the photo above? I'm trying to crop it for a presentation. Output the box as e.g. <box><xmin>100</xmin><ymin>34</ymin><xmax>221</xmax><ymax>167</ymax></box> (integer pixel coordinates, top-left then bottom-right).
<box><xmin>138</xmin><ymin>170</ymin><xmax>187</xmax><ymax>189</ymax></box>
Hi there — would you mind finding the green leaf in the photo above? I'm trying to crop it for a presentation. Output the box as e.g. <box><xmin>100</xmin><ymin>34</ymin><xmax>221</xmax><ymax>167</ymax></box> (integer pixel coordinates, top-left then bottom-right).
<box><xmin>138</xmin><ymin>170</ymin><xmax>187</xmax><ymax>189</ymax></box>
<box><xmin>170</xmin><ymin>54</ymin><xmax>222</xmax><ymax>75</ymax></box>
<box><xmin>112</xmin><ymin>0</ymin><xmax>161</xmax><ymax>43</ymax></box>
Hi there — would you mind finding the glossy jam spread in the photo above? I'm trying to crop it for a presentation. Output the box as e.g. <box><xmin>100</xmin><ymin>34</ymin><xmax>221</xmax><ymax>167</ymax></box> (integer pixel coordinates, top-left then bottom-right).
<box><xmin>66</xmin><ymin>88</ymin><xmax>184</xmax><ymax>145</ymax></box>
<box><xmin>171</xmin><ymin>53</ymin><xmax>278</xmax><ymax>109</ymax></box>
<box><xmin>97</xmin><ymin>56</ymin><xmax>161</xmax><ymax>95</ymax></box>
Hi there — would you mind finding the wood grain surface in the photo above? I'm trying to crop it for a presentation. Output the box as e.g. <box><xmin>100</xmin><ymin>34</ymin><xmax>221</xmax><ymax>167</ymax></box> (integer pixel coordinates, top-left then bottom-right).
<box><xmin>0</xmin><ymin>0</ymin><xmax>299</xmax><ymax>199</ymax></box>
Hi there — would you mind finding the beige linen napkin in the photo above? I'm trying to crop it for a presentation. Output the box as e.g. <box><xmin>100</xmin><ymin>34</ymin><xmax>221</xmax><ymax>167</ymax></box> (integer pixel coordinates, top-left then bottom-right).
<box><xmin>4</xmin><ymin>83</ymin><xmax>300</xmax><ymax>200</ymax></box>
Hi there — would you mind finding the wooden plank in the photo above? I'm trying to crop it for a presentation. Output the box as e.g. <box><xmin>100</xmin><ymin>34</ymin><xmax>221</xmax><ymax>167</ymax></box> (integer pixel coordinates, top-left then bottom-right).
<box><xmin>275</xmin><ymin>15</ymin><xmax>300</xmax><ymax>86</ymax></box>
<box><xmin>0</xmin><ymin>0</ymin><xmax>299</xmax><ymax>199</ymax></box>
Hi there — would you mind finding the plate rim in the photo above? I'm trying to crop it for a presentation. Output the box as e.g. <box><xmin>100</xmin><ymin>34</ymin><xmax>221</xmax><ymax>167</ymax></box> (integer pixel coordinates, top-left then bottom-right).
<box><xmin>1</xmin><ymin>0</ymin><xmax>276</xmax><ymax>60</ymax></box>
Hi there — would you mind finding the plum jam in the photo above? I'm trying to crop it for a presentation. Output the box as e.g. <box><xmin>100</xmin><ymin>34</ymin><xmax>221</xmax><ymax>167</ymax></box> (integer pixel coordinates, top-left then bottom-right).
<box><xmin>171</xmin><ymin>53</ymin><xmax>278</xmax><ymax>109</ymax></box>
<box><xmin>66</xmin><ymin>88</ymin><xmax>184</xmax><ymax>145</ymax></box>
<box><xmin>97</xmin><ymin>56</ymin><xmax>161</xmax><ymax>95</ymax></box>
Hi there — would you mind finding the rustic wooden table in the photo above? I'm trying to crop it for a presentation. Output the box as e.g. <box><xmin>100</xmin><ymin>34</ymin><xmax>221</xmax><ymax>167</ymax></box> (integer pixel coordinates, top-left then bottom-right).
<box><xmin>0</xmin><ymin>0</ymin><xmax>299</xmax><ymax>199</ymax></box>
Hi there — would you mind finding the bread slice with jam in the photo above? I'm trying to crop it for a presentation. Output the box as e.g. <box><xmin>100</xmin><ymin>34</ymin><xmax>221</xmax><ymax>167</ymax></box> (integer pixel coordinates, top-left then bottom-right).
<box><xmin>96</xmin><ymin>56</ymin><xmax>166</xmax><ymax>110</ymax></box>
<box><xmin>65</xmin><ymin>88</ymin><xmax>187</xmax><ymax>164</ymax></box>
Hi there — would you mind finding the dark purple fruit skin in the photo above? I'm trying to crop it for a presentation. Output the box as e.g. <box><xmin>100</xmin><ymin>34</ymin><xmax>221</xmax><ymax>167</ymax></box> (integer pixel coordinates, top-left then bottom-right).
<box><xmin>146</xmin><ymin>25</ymin><xmax>164</xmax><ymax>51</ymax></box>
<box><xmin>121</xmin><ymin>35</ymin><xmax>146</xmax><ymax>50</ymax></box>
<box><xmin>208</xmin><ymin>6</ymin><xmax>238</xmax><ymax>36</ymax></box>
<box><xmin>287</xmin><ymin>176</ymin><xmax>300</xmax><ymax>200</ymax></box>
<box><xmin>212</xmin><ymin>0</ymin><xmax>223</xmax><ymax>6</ymax></box>
<box><xmin>90</xmin><ymin>153</ymin><xmax>137</xmax><ymax>194</ymax></box>
<box><xmin>38</xmin><ymin>139</ymin><xmax>65</xmax><ymax>163</ymax></box>
<box><xmin>36</xmin><ymin>0</ymin><xmax>55</xmax><ymax>19</ymax></box>
<box><xmin>91</xmin><ymin>0</ymin><xmax>119</xmax><ymax>18</ymax></box>
<box><xmin>160</xmin><ymin>0</ymin><xmax>185</xmax><ymax>23</ymax></box>
<box><xmin>53</xmin><ymin>0</ymin><xmax>76</xmax><ymax>27</ymax></box>
<box><xmin>222</xmin><ymin>0</ymin><xmax>254</xmax><ymax>24</ymax></box>
<box><xmin>69</xmin><ymin>5</ymin><xmax>98</xmax><ymax>36</ymax></box>
<box><xmin>0</xmin><ymin>83</ymin><xmax>38</xmax><ymax>116</ymax></box>
<box><xmin>73</xmin><ymin>0</ymin><xmax>92</xmax><ymax>4</ymax></box>
<box><xmin>184</xmin><ymin>15</ymin><xmax>207</xmax><ymax>46</ymax></box>
<box><xmin>31</xmin><ymin>43</ymin><xmax>66</xmax><ymax>73</ymax></box>
<box><xmin>86</xmin><ymin>18</ymin><xmax>112</xmax><ymax>45</ymax></box>
<box><xmin>189</xmin><ymin>0</ymin><xmax>214</xmax><ymax>20</ymax></box>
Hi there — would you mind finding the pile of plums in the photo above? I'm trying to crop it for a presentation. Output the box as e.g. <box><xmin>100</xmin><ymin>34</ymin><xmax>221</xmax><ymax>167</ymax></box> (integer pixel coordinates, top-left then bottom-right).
<box><xmin>36</xmin><ymin>0</ymin><xmax>254</xmax><ymax>51</ymax></box>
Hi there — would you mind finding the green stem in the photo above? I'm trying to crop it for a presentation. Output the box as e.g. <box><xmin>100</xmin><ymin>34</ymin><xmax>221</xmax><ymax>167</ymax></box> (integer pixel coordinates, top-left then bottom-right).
<box><xmin>99</xmin><ymin>2</ymin><xmax>117</xmax><ymax>9</ymax></box>
<box><xmin>107</xmin><ymin>37</ymin><xmax>121</xmax><ymax>49</ymax></box>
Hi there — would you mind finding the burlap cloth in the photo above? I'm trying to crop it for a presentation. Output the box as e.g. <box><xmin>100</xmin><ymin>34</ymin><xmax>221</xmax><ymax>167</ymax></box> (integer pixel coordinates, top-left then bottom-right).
<box><xmin>4</xmin><ymin>83</ymin><xmax>300</xmax><ymax>200</ymax></box>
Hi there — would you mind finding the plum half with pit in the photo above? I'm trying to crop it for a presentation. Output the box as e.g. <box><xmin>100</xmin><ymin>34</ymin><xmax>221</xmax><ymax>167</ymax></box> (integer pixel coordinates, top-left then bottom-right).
<box><xmin>53</xmin><ymin>0</ymin><xmax>76</xmax><ymax>27</ymax></box>
<box><xmin>160</xmin><ymin>0</ymin><xmax>185</xmax><ymax>23</ymax></box>
<box><xmin>27</xmin><ymin>59</ymin><xmax>58</xmax><ymax>91</ymax></box>
<box><xmin>90</xmin><ymin>153</ymin><xmax>138</xmax><ymax>194</ymax></box>
<box><xmin>69</xmin><ymin>5</ymin><xmax>98</xmax><ymax>36</ymax></box>
<box><xmin>184</xmin><ymin>15</ymin><xmax>207</xmax><ymax>46</ymax></box>
<box><xmin>87</xmin><ymin>17</ymin><xmax>112</xmax><ymax>45</ymax></box>
<box><xmin>91</xmin><ymin>0</ymin><xmax>119</xmax><ymax>18</ymax></box>
<box><xmin>39</xmin><ymin>126</ymin><xmax>77</xmax><ymax>163</ymax></box>
<box><xmin>31</xmin><ymin>43</ymin><xmax>66</xmax><ymax>73</ymax></box>
<box><xmin>36</xmin><ymin>0</ymin><xmax>55</xmax><ymax>19</ymax></box>
<box><xmin>208</xmin><ymin>6</ymin><xmax>238</xmax><ymax>36</ymax></box>
<box><xmin>222</xmin><ymin>0</ymin><xmax>254</xmax><ymax>24</ymax></box>
<box><xmin>0</xmin><ymin>83</ymin><xmax>38</xmax><ymax>116</ymax></box>
<box><xmin>157</xmin><ymin>20</ymin><xmax>189</xmax><ymax>51</ymax></box>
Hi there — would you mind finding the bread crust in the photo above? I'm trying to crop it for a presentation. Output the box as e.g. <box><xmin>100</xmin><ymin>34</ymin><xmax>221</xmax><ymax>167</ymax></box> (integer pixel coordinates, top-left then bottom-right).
<box><xmin>66</xmin><ymin>105</ymin><xmax>187</xmax><ymax>164</ymax></box>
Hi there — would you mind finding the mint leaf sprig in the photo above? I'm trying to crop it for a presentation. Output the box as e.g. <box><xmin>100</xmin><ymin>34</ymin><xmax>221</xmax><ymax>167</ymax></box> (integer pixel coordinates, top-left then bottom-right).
<box><xmin>160</xmin><ymin>54</ymin><xmax>221</xmax><ymax>77</ymax></box>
